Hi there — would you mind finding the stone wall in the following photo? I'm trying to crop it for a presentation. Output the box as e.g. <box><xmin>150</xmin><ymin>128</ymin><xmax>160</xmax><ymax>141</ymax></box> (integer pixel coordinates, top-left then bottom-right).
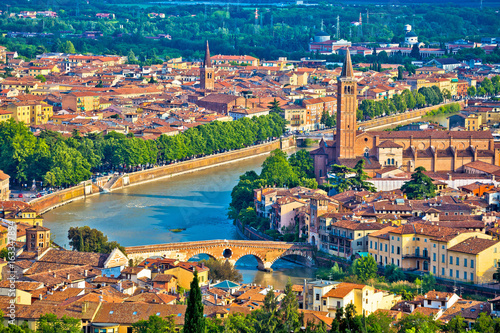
<box><xmin>111</xmin><ymin>138</ymin><xmax>295</xmax><ymax>190</ymax></box>
<box><xmin>31</xmin><ymin>182</ymin><xmax>99</xmax><ymax>214</ymax></box>
<box><xmin>362</xmin><ymin>101</ymin><xmax>465</xmax><ymax>131</ymax></box>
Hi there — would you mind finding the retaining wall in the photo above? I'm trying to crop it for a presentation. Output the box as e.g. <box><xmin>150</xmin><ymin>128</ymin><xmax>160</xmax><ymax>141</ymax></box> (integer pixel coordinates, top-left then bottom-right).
<box><xmin>111</xmin><ymin>137</ymin><xmax>295</xmax><ymax>190</ymax></box>
<box><xmin>361</xmin><ymin>101</ymin><xmax>465</xmax><ymax>131</ymax></box>
<box><xmin>30</xmin><ymin>182</ymin><xmax>100</xmax><ymax>214</ymax></box>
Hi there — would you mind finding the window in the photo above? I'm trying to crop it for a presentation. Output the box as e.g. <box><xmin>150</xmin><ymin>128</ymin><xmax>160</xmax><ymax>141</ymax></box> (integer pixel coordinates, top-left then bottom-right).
<box><xmin>456</xmin><ymin>270</ymin><xmax>459</xmax><ymax>278</ymax></box>
<box><xmin>442</xmin><ymin>254</ymin><xmax>445</xmax><ymax>263</ymax></box>
<box><xmin>370</xmin><ymin>241</ymin><xmax>373</xmax><ymax>249</ymax></box>
<box><xmin>471</xmin><ymin>273</ymin><xmax>474</xmax><ymax>281</ymax></box>
<box><xmin>464</xmin><ymin>258</ymin><xmax>467</xmax><ymax>267</ymax></box>
<box><xmin>391</xmin><ymin>245</ymin><xmax>394</xmax><ymax>254</ymax></box>
<box><xmin>450</xmin><ymin>269</ymin><xmax>453</xmax><ymax>277</ymax></box>
<box><xmin>433</xmin><ymin>253</ymin><xmax>436</xmax><ymax>262</ymax></box>
<box><xmin>433</xmin><ymin>266</ymin><xmax>436</xmax><ymax>274</ymax></box>
<box><xmin>397</xmin><ymin>259</ymin><xmax>400</xmax><ymax>266</ymax></box>
<box><xmin>495</xmin><ymin>259</ymin><xmax>498</xmax><ymax>268</ymax></box>
<box><xmin>323</xmin><ymin>300</ymin><xmax>326</xmax><ymax>306</ymax></box>
<box><xmin>433</xmin><ymin>244</ymin><xmax>436</xmax><ymax>248</ymax></box>
<box><xmin>471</xmin><ymin>260</ymin><xmax>474</xmax><ymax>268</ymax></box>
<box><xmin>464</xmin><ymin>272</ymin><xmax>467</xmax><ymax>280</ymax></box>
<box><xmin>337</xmin><ymin>301</ymin><xmax>341</xmax><ymax>308</ymax></box>
<box><xmin>397</xmin><ymin>247</ymin><xmax>400</xmax><ymax>255</ymax></box>
<box><xmin>375</xmin><ymin>243</ymin><xmax>378</xmax><ymax>250</ymax></box>
<box><xmin>385</xmin><ymin>244</ymin><xmax>388</xmax><ymax>252</ymax></box>
<box><xmin>456</xmin><ymin>257</ymin><xmax>459</xmax><ymax>266</ymax></box>
<box><xmin>424</xmin><ymin>239</ymin><xmax>427</xmax><ymax>242</ymax></box>
<box><xmin>316</xmin><ymin>294</ymin><xmax>319</xmax><ymax>301</ymax></box>
<box><xmin>450</xmin><ymin>256</ymin><xmax>453</xmax><ymax>265</ymax></box>
<box><xmin>442</xmin><ymin>268</ymin><xmax>445</xmax><ymax>276</ymax></box>
<box><xmin>392</xmin><ymin>236</ymin><xmax>394</xmax><ymax>240</ymax></box>
<box><xmin>442</xmin><ymin>245</ymin><xmax>445</xmax><ymax>249</ymax></box>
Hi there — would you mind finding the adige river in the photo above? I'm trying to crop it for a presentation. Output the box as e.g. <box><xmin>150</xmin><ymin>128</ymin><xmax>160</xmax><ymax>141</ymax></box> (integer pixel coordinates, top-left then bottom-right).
<box><xmin>43</xmin><ymin>148</ymin><xmax>317</xmax><ymax>289</ymax></box>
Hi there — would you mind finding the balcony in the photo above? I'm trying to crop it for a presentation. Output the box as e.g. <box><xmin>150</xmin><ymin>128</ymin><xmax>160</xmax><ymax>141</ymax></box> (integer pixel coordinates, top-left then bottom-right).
<box><xmin>403</xmin><ymin>253</ymin><xmax>430</xmax><ymax>260</ymax></box>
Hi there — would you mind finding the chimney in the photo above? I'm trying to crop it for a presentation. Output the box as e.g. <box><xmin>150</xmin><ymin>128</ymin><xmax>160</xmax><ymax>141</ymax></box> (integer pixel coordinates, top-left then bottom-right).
<box><xmin>53</xmin><ymin>273</ymin><xmax>56</xmax><ymax>278</ymax></box>
<box><xmin>39</xmin><ymin>294</ymin><xmax>42</xmax><ymax>300</ymax></box>
<box><xmin>67</xmin><ymin>273</ymin><xmax>70</xmax><ymax>280</ymax></box>
<box><xmin>84</xmin><ymin>270</ymin><xmax>88</xmax><ymax>277</ymax></box>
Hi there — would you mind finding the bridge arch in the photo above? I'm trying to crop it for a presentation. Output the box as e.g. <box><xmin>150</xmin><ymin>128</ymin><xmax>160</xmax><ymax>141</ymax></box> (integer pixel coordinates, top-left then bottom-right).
<box><xmin>267</xmin><ymin>249</ymin><xmax>315</xmax><ymax>268</ymax></box>
<box><xmin>234</xmin><ymin>254</ymin><xmax>266</xmax><ymax>271</ymax></box>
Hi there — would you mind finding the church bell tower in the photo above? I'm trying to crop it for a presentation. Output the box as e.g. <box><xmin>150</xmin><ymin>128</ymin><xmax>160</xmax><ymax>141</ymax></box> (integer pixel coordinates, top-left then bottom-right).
<box><xmin>336</xmin><ymin>48</ymin><xmax>358</xmax><ymax>161</ymax></box>
<box><xmin>200</xmin><ymin>40</ymin><xmax>214</xmax><ymax>90</ymax></box>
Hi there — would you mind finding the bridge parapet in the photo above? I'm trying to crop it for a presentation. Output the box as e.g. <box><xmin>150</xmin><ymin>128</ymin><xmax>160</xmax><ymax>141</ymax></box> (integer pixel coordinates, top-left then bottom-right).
<box><xmin>125</xmin><ymin>240</ymin><xmax>315</xmax><ymax>272</ymax></box>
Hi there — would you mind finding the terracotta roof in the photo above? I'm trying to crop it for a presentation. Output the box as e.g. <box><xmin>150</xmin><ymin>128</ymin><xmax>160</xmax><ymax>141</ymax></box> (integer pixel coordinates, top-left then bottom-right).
<box><xmin>447</xmin><ymin>237</ymin><xmax>499</xmax><ymax>255</ymax></box>
<box><xmin>322</xmin><ymin>283</ymin><xmax>366</xmax><ymax>299</ymax></box>
<box><xmin>378</xmin><ymin>140</ymin><xmax>403</xmax><ymax>149</ymax></box>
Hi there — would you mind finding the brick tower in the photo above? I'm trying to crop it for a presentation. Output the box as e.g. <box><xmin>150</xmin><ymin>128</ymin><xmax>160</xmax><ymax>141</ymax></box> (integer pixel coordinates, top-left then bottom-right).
<box><xmin>336</xmin><ymin>48</ymin><xmax>358</xmax><ymax>161</ymax></box>
<box><xmin>200</xmin><ymin>40</ymin><xmax>214</xmax><ymax>90</ymax></box>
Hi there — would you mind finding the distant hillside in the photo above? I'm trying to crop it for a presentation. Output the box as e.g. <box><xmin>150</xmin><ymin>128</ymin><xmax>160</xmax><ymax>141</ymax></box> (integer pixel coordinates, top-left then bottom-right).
<box><xmin>0</xmin><ymin>0</ymin><xmax>497</xmax><ymax>8</ymax></box>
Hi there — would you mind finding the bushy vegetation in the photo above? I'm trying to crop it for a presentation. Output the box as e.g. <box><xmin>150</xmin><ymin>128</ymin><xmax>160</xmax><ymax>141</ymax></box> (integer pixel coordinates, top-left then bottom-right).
<box><xmin>0</xmin><ymin>113</ymin><xmax>285</xmax><ymax>187</ymax></box>
<box><xmin>199</xmin><ymin>258</ymin><xmax>243</xmax><ymax>283</ymax></box>
<box><xmin>67</xmin><ymin>226</ymin><xmax>125</xmax><ymax>254</ymax></box>
<box><xmin>229</xmin><ymin>149</ymin><xmax>316</xmax><ymax>239</ymax></box>
<box><xmin>358</xmin><ymin>90</ymin><xmax>420</xmax><ymax>121</ymax></box>
<box><xmin>425</xmin><ymin>102</ymin><xmax>461</xmax><ymax>116</ymax></box>
<box><xmin>0</xmin><ymin>2</ymin><xmax>500</xmax><ymax>64</ymax></box>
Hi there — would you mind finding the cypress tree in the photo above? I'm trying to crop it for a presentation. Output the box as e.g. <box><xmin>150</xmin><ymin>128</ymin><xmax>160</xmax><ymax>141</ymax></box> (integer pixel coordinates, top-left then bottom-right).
<box><xmin>184</xmin><ymin>269</ymin><xmax>205</xmax><ymax>333</ymax></box>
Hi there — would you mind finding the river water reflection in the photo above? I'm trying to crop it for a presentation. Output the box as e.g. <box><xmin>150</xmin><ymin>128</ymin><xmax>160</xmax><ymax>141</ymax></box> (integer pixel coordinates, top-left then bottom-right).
<box><xmin>43</xmin><ymin>149</ymin><xmax>316</xmax><ymax>289</ymax></box>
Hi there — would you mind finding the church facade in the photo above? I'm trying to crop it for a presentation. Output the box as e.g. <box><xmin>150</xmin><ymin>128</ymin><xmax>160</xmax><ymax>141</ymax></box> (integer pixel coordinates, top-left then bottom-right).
<box><xmin>311</xmin><ymin>50</ymin><xmax>500</xmax><ymax>183</ymax></box>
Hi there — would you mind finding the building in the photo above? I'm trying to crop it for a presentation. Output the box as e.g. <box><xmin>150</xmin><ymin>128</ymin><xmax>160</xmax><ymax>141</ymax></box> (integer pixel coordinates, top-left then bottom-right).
<box><xmin>318</xmin><ymin>218</ymin><xmax>385</xmax><ymax>258</ymax></box>
<box><xmin>308</xmin><ymin>31</ymin><xmax>351</xmax><ymax>54</ymax></box>
<box><xmin>211</xmin><ymin>54</ymin><xmax>259</xmax><ymax>66</ymax></box>
<box><xmin>312</xmin><ymin>49</ymin><xmax>500</xmax><ymax>184</ymax></box>
<box><xmin>0</xmin><ymin>110</ymin><xmax>12</xmax><ymax>123</ymax></box>
<box><xmin>404</xmin><ymin>30</ymin><xmax>418</xmax><ymax>46</ymax></box>
<box><xmin>195</xmin><ymin>94</ymin><xmax>245</xmax><ymax>115</ymax></box>
<box><xmin>368</xmin><ymin>223</ymin><xmax>500</xmax><ymax>283</ymax></box>
<box><xmin>25</xmin><ymin>224</ymin><xmax>50</xmax><ymax>251</ymax></box>
<box><xmin>228</xmin><ymin>108</ymin><xmax>269</xmax><ymax>120</ymax></box>
<box><xmin>62</xmin><ymin>92</ymin><xmax>100</xmax><ymax>112</ymax></box>
<box><xmin>200</xmin><ymin>41</ymin><xmax>214</xmax><ymax>90</ymax></box>
<box><xmin>0</xmin><ymin>170</ymin><xmax>9</xmax><ymax>201</ymax></box>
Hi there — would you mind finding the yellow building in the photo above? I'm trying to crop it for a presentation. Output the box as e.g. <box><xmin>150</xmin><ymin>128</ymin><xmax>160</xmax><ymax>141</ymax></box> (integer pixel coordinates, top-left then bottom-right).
<box><xmin>163</xmin><ymin>265</ymin><xmax>209</xmax><ymax>290</ymax></box>
<box><xmin>465</xmin><ymin>113</ymin><xmax>482</xmax><ymax>131</ymax></box>
<box><xmin>0</xmin><ymin>170</ymin><xmax>9</xmax><ymax>201</ymax></box>
<box><xmin>3</xmin><ymin>207</ymin><xmax>44</xmax><ymax>227</ymax></box>
<box><xmin>368</xmin><ymin>223</ymin><xmax>500</xmax><ymax>284</ymax></box>
<box><xmin>6</xmin><ymin>103</ymin><xmax>30</xmax><ymax>124</ymax></box>
<box><xmin>6</xmin><ymin>102</ymin><xmax>53</xmax><ymax>126</ymax></box>
<box><xmin>0</xmin><ymin>110</ymin><xmax>12</xmax><ymax>123</ymax></box>
<box><xmin>320</xmin><ymin>282</ymin><xmax>401</xmax><ymax>317</ymax></box>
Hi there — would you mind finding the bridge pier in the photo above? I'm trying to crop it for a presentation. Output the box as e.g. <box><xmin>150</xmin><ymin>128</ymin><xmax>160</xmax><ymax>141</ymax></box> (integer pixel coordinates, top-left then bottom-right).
<box><xmin>258</xmin><ymin>261</ymin><xmax>273</xmax><ymax>272</ymax></box>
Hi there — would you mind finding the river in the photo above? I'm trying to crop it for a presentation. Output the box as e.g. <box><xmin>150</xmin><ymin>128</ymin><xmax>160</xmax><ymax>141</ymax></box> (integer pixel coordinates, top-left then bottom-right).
<box><xmin>43</xmin><ymin>149</ymin><xmax>317</xmax><ymax>289</ymax></box>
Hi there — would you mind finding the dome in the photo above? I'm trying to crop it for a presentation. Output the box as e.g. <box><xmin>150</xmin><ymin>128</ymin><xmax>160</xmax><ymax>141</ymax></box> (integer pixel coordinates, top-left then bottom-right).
<box><xmin>405</xmin><ymin>31</ymin><xmax>417</xmax><ymax>38</ymax></box>
<box><xmin>316</xmin><ymin>31</ymin><xmax>330</xmax><ymax>37</ymax></box>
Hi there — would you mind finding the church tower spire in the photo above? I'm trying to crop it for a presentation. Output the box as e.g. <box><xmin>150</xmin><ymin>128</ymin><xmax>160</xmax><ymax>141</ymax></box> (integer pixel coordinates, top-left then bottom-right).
<box><xmin>200</xmin><ymin>40</ymin><xmax>214</xmax><ymax>90</ymax></box>
<box><xmin>336</xmin><ymin>48</ymin><xmax>358</xmax><ymax>161</ymax></box>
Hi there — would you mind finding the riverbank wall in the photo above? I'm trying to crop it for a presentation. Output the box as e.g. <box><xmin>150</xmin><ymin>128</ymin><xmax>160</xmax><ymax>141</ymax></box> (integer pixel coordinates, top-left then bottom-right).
<box><xmin>361</xmin><ymin>101</ymin><xmax>465</xmax><ymax>131</ymax></box>
<box><xmin>30</xmin><ymin>181</ymin><xmax>100</xmax><ymax>214</ymax></box>
<box><xmin>34</xmin><ymin>137</ymin><xmax>296</xmax><ymax>214</ymax></box>
<box><xmin>109</xmin><ymin>137</ymin><xmax>296</xmax><ymax>191</ymax></box>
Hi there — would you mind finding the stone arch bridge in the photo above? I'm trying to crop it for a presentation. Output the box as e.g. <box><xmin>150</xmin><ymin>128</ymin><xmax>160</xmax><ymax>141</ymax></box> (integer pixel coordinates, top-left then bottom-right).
<box><xmin>125</xmin><ymin>240</ymin><xmax>315</xmax><ymax>271</ymax></box>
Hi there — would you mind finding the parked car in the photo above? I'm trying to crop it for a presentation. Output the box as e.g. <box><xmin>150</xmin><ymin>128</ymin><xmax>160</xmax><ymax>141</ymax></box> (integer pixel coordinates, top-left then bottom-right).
<box><xmin>36</xmin><ymin>193</ymin><xmax>42</xmax><ymax>198</ymax></box>
<box><xmin>18</xmin><ymin>194</ymin><xmax>23</xmax><ymax>198</ymax></box>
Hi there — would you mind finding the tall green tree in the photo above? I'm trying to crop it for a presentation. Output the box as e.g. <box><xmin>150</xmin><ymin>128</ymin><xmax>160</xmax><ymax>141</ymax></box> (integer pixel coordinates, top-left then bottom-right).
<box><xmin>352</xmin><ymin>255</ymin><xmax>377</xmax><ymax>282</ymax></box>
<box><xmin>401</xmin><ymin>166</ymin><xmax>436</xmax><ymax>199</ymax></box>
<box><xmin>184</xmin><ymin>269</ymin><xmax>205</xmax><ymax>333</ymax></box>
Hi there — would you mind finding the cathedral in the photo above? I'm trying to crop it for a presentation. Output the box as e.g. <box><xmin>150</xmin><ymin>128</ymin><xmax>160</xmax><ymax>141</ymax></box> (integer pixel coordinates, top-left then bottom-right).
<box><xmin>311</xmin><ymin>49</ymin><xmax>500</xmax><ymax>183</ymax></box>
